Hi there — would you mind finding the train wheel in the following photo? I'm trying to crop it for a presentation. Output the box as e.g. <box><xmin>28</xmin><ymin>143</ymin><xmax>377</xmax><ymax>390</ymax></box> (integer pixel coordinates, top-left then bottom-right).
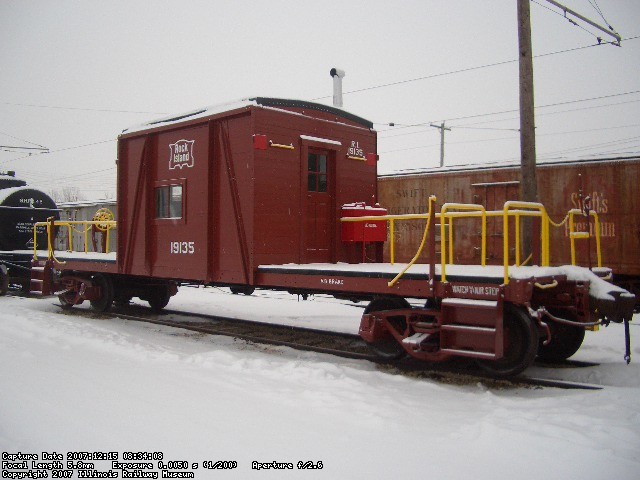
<box><xmin>230</xmin><ymin>286</ymin><xmax>255</xmax><ymax>296</ymax></box>
<box><xmin>58</xmin><ymin>290</ymin><xmax>77</xmax><ymax>309</ymax></box>
<box><xmin>89</xmin><ymin>274</ymin><xmax>114</xmax><ymax>312</ymax></box>
<box><xmin>113</xmin><ymin>294</ymin><xmax>132</xmax><ymax>308</ymax></box>
<box><xmin>537</xmin><ymin>321</ymin><xmax>585</xmax><ymax>362</ymax></box>
<box><xmin>363</xmin><ymin>297</ymin><xmax>410</xmax><ymax>360</ymax></box>
<box><xmin>148</xmin><ymin>286</ymin><xmax>171</xmax><ymax>312</ymax></box>
<box><xmin>477</xmin><ymin>304</ymin><xmax>538</xmax><ymax>377</ymax></box>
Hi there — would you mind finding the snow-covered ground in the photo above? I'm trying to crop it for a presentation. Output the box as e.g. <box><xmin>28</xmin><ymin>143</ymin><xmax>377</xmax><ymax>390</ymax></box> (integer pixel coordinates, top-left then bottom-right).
<box><xmin>1</xmin><ymin>287</ymin><xmax>639</xmax><ymax>479</ymax></box>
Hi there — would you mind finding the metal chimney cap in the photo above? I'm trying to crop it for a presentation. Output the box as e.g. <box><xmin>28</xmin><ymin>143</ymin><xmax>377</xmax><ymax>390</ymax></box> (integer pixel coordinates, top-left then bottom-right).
<box><xmin>330</xmin><ymin>68</ymin><xmax>346</xmax><ymax>78</ymax></box>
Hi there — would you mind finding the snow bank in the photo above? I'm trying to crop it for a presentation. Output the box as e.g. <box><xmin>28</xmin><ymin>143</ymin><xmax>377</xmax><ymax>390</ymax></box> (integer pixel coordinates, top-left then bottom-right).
<box><xmin>0</xmin><ymin>291</ymin><xmax>638</xmax><ymax>479</ymax></box>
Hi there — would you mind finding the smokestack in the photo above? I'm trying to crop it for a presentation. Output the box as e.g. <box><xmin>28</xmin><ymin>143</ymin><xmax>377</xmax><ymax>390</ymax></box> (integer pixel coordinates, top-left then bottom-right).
<box><xmin>330</xmin><ymin>68</ymin><xmax>346</xmax><ymax>108</ymax></box>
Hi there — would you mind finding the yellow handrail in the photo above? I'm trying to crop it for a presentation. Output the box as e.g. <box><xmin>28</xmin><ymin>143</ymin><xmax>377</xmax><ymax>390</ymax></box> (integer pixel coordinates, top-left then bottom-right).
<box><xmin>32</xmin><ymin>219</ymin><xmax>117</xmax><ymax>261</ymax></box>
<box><xmin>501</xmin><ymin>201</ymin><xmax>549</xmax><ymax>285</ymax></box>
<box><xmin>387</xmin><ymin>196</ymin><xmax>436</xmax><ymax>287</ymax></box>
<box><xmin>568</xmin><ymin>208</ymin><xmax>602</xmax><ymax>268</ymax></box>
<box><xmin>439</xmin><ymin>203</ymin><xmax>487</xmax><ymax>283</ymax></box>
<box><xmin>338</xmin><ymin>200</ymin><xmax>603</xmax><ymax>289</ymax></box>
<box><xmin>269</xmin><ymin>141</ymin><xmax>294</xmax><ymax>150</ymax></box>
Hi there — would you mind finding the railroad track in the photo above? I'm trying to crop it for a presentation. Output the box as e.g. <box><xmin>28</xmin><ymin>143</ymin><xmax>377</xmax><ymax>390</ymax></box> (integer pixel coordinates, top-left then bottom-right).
<box><xmin>57</xmin><ymin>302</ymin><xmax>377</xmax><ymax>361</ymax></box>
<box><xmin>53</xmin><ymin>303</ymin><xmax>603</xmax><ymax>391</ymax></box>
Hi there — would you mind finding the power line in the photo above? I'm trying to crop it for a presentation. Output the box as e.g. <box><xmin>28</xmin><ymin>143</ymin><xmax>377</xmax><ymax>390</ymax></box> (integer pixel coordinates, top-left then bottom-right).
<box><xmin>446</xmin><ymin>89</ymin><xmax>640</xmax><ymax>123</ymax></box>
<box><xmin>378</xmin><ymin>89</ymin><xmax>640</xmax><ymax>134</ymax></box>
<box><xmin>0</xmin><ymin>139</ymin><xmax>115</xmax><ymax>165</ymax></box>
<box><xmin>311</xmin><ymin>35</ymin><xmax>638</xmax><ymax>102</ymax></box>
<box><xmin>379</xmin><ymin>122</ymin><xmax>640</xmax><ymax>155</ymax></box>
<box><xmin>540</xmin><ymin>134</ymin><xmax>640</xmax><ymax>157</ymax></box>
<box><xmin>587</xmin><ymin>0</ymin><xmax>612</xmax><ymax>28</ymax></box>
<box><xmin>449</xmin><ymin>98</ymin><xmax>640</xmax><ymax>129</ymax></box>
<box><xmin>0</xmin><ymin>130</ymin><xmax>48</xmax><ymax>149</ymax></box>
<box><xmin>533</xmin><ymin>0</ymin><xmax>621</xmax><ymax>44</ymax></box>
<box><xmin>379</xmin><ymin>123</ymin><xmax>640</xmax><ymax>154</ymax></box>
<box><xmin>0</xmin><ymin>146</ymin><xmax>49</xmax><ymax>153</ymax></box>
<box><xmin>532</xmin><ymin>0</ymin><xmax>602</xmax><ymax>41</ymax></box>
<box><xmin>0</xmin><ymin>102</ymin><xmax>168</xmax><ymax>115</ymax></box>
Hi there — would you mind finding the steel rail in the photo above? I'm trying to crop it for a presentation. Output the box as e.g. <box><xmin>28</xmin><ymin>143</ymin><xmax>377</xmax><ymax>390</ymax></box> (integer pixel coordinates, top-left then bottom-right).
<box><xmin>53</xmin><ymin>303</ymin><xmax>603</xmax><ymax>390</ymax></box>
<box><xmin>56</xmin><ymin>304</ymin><xmax>378</xmax><ymax>362</ymax></box>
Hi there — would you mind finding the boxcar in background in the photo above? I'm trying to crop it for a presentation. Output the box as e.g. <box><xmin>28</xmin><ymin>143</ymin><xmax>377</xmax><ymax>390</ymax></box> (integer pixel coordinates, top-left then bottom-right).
<box><xmin>378</xmin><ymin>156</ymin><xmax>640</xmax><ymax>297</ymax></box>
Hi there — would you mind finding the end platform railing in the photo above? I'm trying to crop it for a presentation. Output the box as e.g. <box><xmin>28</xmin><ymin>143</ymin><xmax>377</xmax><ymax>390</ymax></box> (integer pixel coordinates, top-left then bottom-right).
<box><xmin>32</xmin><ymin>217</ymin><xmax>117</xmax><ymax>262</ymax></box>
<box><xmin>340</xmin><ymin>198</ymin><xmax>603</xmax><ymax>287</ymax></box>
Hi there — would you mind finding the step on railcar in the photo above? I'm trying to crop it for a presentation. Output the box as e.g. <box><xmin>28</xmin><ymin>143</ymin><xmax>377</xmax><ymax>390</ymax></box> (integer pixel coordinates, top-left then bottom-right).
<box><xmin>28</xmin><ymin>98</ymin><xmax>635</xmax><ymax>377</ymax></box>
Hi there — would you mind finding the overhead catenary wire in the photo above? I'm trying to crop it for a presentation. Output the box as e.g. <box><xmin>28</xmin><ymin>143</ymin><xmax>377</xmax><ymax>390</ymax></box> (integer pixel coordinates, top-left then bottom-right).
<box><xmin>0</xmin><ymin>102</ymin><xmax>168</xmax><ymax>115</ymax></box>
<box><xmin>377</xmin><ymin>89</ymin><xmax>640</xmax><ymax>136</ymax></box>
<box><xmin>0</xmin><ymin>138</ymin><xmax>115</xmax><ymax>165</ymax></box>
<box><xmin>533</xmin><ymin>0</ymin><xmax>621</xmax><ymax>44</ymax></box>
<box><xmin>0</xmin><ymin>130</ymin><xmax>48</xmax><ymax>149</ymax></box>
<box><xmin>311</xmin><ymin>35</ymin><xmax>638</xmax><ymax>104</ymax></box>
<box><xmin>3</xmin><ymin>28</ymin><xmax>637</xmax><ymax>189</ymax></box>
<box><xmin>532</xmin><ymin>0</ymin><xmax>607</xmax><ymax>42</ymax></box>
<box><xmin>587</xmin><ymin>0</ymin><xmax>613</xmax><ymax>29</ymax></box>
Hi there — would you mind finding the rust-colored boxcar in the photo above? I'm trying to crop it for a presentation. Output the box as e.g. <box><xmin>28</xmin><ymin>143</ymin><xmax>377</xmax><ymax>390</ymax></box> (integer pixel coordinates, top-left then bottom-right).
<box><xmin>116</xmin><ymin>97</ymin><xmax>380</xmax><ymax>287</ymax></box>
<box><xmin>378</xmin><ymin>156</ymin><xmax>640</xmax><ymax>295</ymax></box>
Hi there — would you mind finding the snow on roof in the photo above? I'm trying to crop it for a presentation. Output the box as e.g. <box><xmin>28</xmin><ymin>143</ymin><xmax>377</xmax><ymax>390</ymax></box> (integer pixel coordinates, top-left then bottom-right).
<box><xmin>57</xmin><ymin>199</ymin><xmax>117</xmax><ymax>209</ymax></box>
<box><xmin>0</xmin><ymin>186</ymin><xmax>42</xmax><ymax>204</ymax></box>
<box><xmin>121</xmin><ymin>97</ymin><xmax>374</xmax><ymax>135</ymax></box>
<box><xmin>300</xmin><ymin>135</ymin><xmax>342</xmax><ymax>146</ymax></box>
<box><xmin>0</xmin><ymin>172</ymin><xmax>26</xmax><ymax>183</ymax></box>
<box><xmin>341</xmin><ymin>202</ymin><xmax>387</xmax><ymax>212</ymax></box>
<box><xmin>122</xmin><ymin>98</ymin><xmax>256</xmax><ymax>135</ymax></box>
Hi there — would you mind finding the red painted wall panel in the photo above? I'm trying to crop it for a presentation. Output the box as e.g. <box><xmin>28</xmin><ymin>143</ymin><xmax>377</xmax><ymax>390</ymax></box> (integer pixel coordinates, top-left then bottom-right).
<box><xmin>116</xmin><ymin>101</ymin><xmax>378</xmax><ymax>285</ymax></box>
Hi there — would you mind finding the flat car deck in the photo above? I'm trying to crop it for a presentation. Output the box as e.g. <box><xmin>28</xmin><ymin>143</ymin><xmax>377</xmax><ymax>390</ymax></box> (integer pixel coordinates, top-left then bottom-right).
<box><xmin>256</xmin><ymin>262</ymin><xmax>623</xmax><ymax>302</ymax></box>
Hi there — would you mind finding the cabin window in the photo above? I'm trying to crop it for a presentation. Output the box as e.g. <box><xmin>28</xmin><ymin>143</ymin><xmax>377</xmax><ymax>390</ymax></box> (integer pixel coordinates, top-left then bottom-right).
<box><xmin>307</xmin><ymin>153</ymin><xmax>327</xmax><ymax>193</ymax></box>
<box><xmin>155</xmin><ymin>184</ymin><xmax>183</xmax><ymax>218</ymax></box>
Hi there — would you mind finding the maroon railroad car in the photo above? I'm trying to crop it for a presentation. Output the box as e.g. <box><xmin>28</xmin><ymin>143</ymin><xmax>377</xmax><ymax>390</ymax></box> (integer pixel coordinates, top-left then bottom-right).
<box><xmin>31</xmin><ymin>100</ymin><xmax>636</xmax><ymax>377</ymax></box>
<box><xmin>379</xmin><ymin>156</ymin><xmax>640</xmax><ymax>298</ymax></box>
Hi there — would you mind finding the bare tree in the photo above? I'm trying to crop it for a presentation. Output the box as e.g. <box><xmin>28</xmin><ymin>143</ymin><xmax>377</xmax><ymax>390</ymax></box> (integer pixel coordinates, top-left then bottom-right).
<box><xmin>50</xmin><ymin>186</ymin><xmax>83</xmax><ymax>203</ymax></box>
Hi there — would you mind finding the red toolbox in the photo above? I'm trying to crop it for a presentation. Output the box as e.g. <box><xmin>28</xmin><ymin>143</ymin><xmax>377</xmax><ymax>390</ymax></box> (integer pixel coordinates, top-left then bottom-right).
<box><xmin>341</xmin><ymin>202</ymin><xmax>388</xmax><ymax>243</ymax></box>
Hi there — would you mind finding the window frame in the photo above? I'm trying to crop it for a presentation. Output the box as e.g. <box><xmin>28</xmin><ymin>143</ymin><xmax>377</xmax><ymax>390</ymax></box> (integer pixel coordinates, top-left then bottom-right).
<box><xmin>307</xmin><ymin>152</ymin><xmax>328</xmax><ymax>193</ymax></box>
<box><xmin>153</xmin><ymin>178</ymin><xmax>186</xmax><ymax>224</ymax></box>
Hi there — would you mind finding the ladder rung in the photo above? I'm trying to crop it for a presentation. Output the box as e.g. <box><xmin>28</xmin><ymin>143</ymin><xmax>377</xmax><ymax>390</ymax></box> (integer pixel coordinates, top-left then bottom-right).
<box><xmin>402</xmin><ymin>333</ymin><xmax>430</xmax><ymax>346</ymax></box>
<box><xmin>414</xmin><ymin>322</ymin><xmax>438</xmax><ymax>329</ymax></box>
<box><xmin>440</xmin><ymin>348</ymin><xmax>496</xmax><ymax>360</ymax></box>
<box><xmin>441</xmin><ymin>324</ymin><xmax>496</xmax><ymax>334</ymax></box>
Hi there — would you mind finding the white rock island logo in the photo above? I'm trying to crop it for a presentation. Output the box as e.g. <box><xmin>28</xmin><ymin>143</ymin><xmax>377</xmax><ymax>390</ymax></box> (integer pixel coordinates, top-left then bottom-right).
<box><xmin>169</xmin><ymin>139</ymin><xmax>195</xmax><ymax>170</ymax></box>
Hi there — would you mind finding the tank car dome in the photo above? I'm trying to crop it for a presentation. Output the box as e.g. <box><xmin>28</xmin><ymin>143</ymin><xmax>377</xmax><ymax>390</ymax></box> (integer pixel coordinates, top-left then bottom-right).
<box><xmin>0</xmin><ymin>186</ymin><xmax>59</xmax><ymax>251</ymax></box>
<box><xmin>0</xmin><ymin>171</ymin><xmax>27</xmax><ymax>190</ymax></box>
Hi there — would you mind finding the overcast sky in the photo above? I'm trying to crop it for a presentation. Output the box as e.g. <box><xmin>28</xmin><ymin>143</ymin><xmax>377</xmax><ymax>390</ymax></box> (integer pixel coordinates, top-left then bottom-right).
<box><xmin>1</xmin><ymin>0</ymin><xmax>638</xmax><ymax>200</ymax></box>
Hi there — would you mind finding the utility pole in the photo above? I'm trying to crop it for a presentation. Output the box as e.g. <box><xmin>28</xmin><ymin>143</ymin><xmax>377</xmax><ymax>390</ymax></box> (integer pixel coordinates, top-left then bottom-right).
<box><xmin>430</xmin><ymin>121</ymin><xmax>451</xmax><ymax>167</ymax></box>
<box><xmin>517</xmin><ymin>0</ymin><xmax>538</xmax><ymax>262</ymax></box>
<box><xmin>518</xmin><ymin>0</ymin><xmax>537</xmax><ymax>206</ymax></box>
<box><xmin>517</xmin><ymin>0</ymin><xmax>622</xmax><ymax>261</ymax></box>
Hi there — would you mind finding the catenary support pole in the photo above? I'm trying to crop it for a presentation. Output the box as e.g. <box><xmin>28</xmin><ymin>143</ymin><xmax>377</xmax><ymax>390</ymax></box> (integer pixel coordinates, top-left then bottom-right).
<box><xmin>518</xmin><ymin>0</ymin><xmax>537</xmax><ymax>259</ymax></box>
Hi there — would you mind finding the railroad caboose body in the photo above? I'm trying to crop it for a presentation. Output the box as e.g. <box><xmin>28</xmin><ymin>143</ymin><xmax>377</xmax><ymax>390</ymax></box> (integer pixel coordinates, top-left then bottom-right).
<box><xmin>116</xmin><ymin>97</ymin><xmax>379</xmax><ymax>285</ymax></box>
